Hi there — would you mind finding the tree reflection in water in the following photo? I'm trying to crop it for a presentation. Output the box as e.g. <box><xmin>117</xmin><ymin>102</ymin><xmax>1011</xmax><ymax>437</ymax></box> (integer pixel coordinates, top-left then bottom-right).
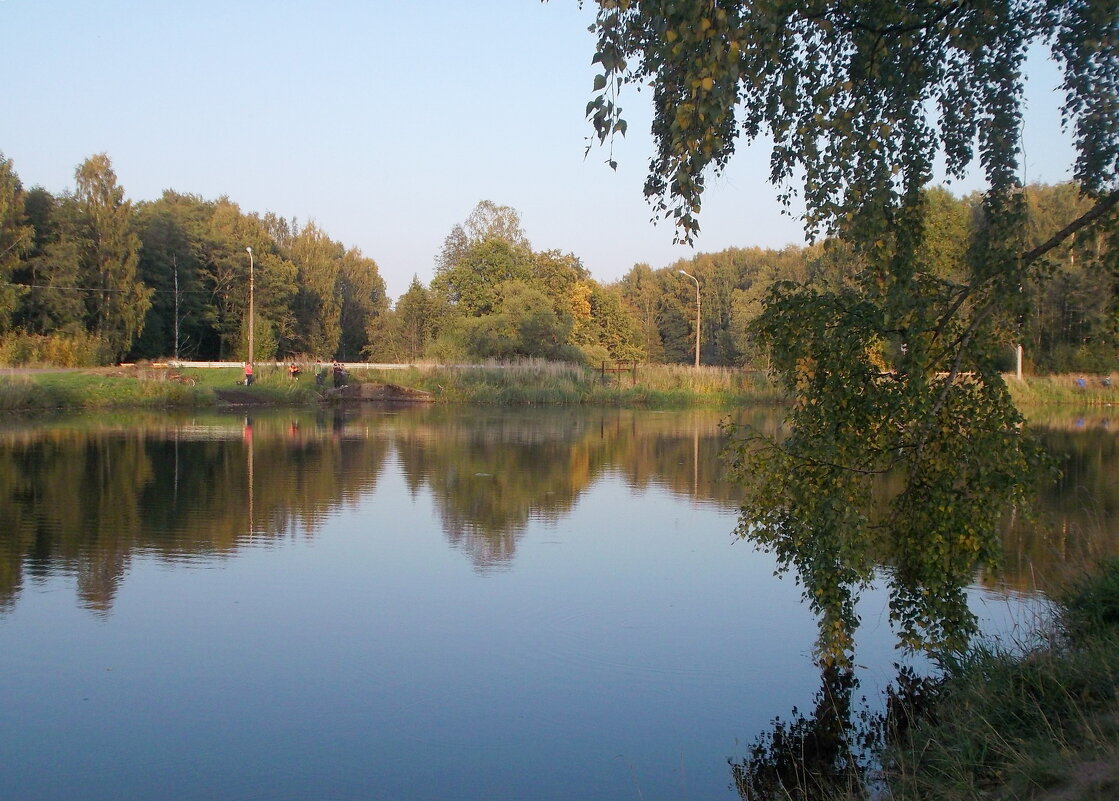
<box><xmin>725</xmin><ymin>416</ymin><xmax>1119</xmax><ymax>800</ymax></box>
<box><xmin>731</xmin><ymin>662</ymin><xmax>941</xmax><ymax>801</ymax></box>
<box><xmin>732</xmin><ymin>663</ymin><xmax>871</xmax><ymax>801</ymax></box>
<box><xmin>0</xmin><ymin>407</ymin><xmax>741</xmax><ymax>607</ymax></box>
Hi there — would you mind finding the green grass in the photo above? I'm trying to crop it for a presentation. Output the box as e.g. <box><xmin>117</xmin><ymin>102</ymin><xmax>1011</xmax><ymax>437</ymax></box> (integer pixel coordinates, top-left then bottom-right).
<box><xmin>883</xmin><ymin>560</ymin><xmax>1119</xmax><ymax>801</ymax></box>
<box><xmin>177</xmin><ymin>365</ymin><xmax>323</xmax><ymax>404</ymax></box>
<box><xmin>0</xmin><ymin>364</ymin><xmax>323</xmax><ymax>412</ymax></box>
<box><xmin>0</xmin><ymin>370</ymin><xmax>209</xmax><ymax>411</ymax></box>
<box><xmin>6</xmin><ymin>362</ymin><xmax>1115</xmax><ymax>414</ymax></box>
<box><xmin>348</xmin><ymin>360</ymin><xmax>784</xmax><ymax>407</ymax></box>
<box><xmin>1007</xmin><ymin>372</ymin><xmax>1119</xmax><ymax>408</ymax></box>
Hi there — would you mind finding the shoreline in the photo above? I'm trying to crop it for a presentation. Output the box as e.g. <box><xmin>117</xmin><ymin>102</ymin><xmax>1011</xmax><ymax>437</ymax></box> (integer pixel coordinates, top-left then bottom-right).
<box><xmin>0</xmin><ymin>363</ymin><xmax>1116</xmax><ymax>414</ymax></box>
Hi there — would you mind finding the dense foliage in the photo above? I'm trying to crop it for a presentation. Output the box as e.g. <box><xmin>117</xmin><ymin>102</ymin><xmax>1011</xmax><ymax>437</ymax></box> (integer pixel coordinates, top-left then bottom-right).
<box><xmin>583</xmin><ymin>0</ymin><xmax>1118</xmax><ymax>664</ymax></box>
<box><xmin>1</xmin><ymin>153</ymin><xmax>388</xmax><ymax>365</ymax></box>
<box><xmin>1</xmin><ymin>151</ymin><xmax>1113</xmax><ymax>374</ymax></box>
<box><xmin>613</xmin><ymin>183</ymin><xmax>1117</xmax><ymax>372</ymax></box>
<box><xmin>368</xmin><ymin>200</ymin><xmax>647</xmax><ymax>365</ymax></box>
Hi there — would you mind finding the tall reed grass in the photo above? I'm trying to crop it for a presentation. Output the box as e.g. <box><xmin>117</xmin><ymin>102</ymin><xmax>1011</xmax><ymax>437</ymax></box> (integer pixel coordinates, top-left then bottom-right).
<box><xmin>347</xmin><ymin>359</ymin><xmax>783</xmax><ymax>406</ymax></box>
<box><xmin>0</xmin><ymin>368</ymin><xmax>212</xmax><ymax>411</ymax></box>
<box><xmin>1007</xmin><ymin>372</ymin><xmax>1119</xmax><ymax>407</ymax></box>
<box><xmin>883</xmin><ymin>560</ymin><xmax>1119</xmax><ymax>801</ymax></box>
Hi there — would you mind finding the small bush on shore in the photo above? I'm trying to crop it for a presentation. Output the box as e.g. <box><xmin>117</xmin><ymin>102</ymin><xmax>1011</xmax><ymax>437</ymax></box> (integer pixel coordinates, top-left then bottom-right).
<box><xmin>0</xmin><ymin>332</ymin><xmax>112</xmax><ymax>367</ymax></box>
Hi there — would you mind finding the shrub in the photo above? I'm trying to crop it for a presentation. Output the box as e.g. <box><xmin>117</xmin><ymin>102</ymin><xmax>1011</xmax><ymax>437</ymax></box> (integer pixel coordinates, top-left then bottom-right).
<box><xmin>0</xmin><ymin>332</ymin><xmax>112</xmax><ymax>367</ymax></box>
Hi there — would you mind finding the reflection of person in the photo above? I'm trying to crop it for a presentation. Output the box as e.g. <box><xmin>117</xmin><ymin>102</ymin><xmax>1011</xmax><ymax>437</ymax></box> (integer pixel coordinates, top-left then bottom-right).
<box><xmin>243</xmin><ymin>362</ymin><xmax>254</xmax><ymax>386</ymax></box>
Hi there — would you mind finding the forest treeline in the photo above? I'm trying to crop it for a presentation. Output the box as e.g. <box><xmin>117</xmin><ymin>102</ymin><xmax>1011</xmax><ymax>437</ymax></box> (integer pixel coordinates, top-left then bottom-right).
<box><xmin>0</xmin><ymin>152</ymin><xmax>388</xmax><ymax>365</ymax></box>
<box><xmin>1</xmin><ymin>152</ymin><xmax>1114</xmax><ymax>371</ymax></box>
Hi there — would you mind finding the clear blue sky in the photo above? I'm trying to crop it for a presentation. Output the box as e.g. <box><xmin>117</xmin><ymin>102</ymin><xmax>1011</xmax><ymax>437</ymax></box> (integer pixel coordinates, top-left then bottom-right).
<box><xmin>1</xmin><ymin>0</ymin><xmax>1078</xmax><ymax>301</ymax></box>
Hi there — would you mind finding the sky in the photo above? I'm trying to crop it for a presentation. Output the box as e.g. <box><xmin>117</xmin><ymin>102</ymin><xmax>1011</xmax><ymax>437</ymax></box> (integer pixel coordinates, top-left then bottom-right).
<box><xmin>1</xmin><ymin>0</ymin><xmax>1081</xmax><ymax>301</ymax></box>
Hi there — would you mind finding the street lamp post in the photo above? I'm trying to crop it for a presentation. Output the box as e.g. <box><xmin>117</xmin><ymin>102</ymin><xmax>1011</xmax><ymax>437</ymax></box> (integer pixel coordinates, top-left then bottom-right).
<box><xmin>245</xmin><ymin>246</ymin><xmax>254</xmax><ymax>368</ymax></box>
<box><xmin>679</xmin><ymin>269</ymin><xmax>700</xmax><ymax>368</ymax></box>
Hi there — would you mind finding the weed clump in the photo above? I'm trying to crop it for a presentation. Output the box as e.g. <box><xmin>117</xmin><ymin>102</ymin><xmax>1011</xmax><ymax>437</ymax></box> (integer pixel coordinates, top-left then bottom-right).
<box><xmin>882</xmin><ymin>560</ymin><xmax>1119</xmax><ymax>801</ymax></box>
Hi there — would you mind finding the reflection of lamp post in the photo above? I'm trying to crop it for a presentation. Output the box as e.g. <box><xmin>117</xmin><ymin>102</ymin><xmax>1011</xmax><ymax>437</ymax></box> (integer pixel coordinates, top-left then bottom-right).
<box><xmin>679</xmin><ymin>269</ymin><xmax>700</xmax><ymax>367</ymax></box>
<box><xmin>245</xmin><ymin>246</ymin><xmax>254</xmax><ymax>367</ymax></box>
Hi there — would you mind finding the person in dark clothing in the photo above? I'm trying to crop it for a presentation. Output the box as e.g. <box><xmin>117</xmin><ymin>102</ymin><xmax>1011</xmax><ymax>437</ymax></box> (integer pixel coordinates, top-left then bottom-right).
<box><xmin>333</xmin><ymin>361</ymin><xmax>346</xmax><ymax>388</ymax></box>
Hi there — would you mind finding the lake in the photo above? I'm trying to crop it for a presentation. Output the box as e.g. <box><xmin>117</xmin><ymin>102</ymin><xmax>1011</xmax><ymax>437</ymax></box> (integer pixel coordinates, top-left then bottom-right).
<box><xmin>1</xmin><ymin>405</ymin><xmax>1115</xmax><ymax>801</ymax></box>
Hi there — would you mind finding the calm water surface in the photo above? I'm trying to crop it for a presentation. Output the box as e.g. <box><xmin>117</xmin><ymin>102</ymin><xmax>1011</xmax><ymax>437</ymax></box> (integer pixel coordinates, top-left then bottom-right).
<box><xmin>0</xmin><ymin>406</ymin><xmax>1115</xmax><ymax>801</ymax></box>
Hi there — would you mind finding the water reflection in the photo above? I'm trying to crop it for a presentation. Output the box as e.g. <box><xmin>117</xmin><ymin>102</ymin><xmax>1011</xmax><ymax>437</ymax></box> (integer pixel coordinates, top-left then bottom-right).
<box><xmin>731</xmin><ymin>663</ymin><xmax>870</xmax><ymax>801</ymax></box>
<box><xmin>0</xmin><ymin>408</ymin><xmax>1114</xmax><ymax>617</ymax></box>
<box><xmin>727</xmin><ymin>411</ymin><xmax>1119</xmax><ymax>800</ymax></box>
<box><xmin>0</xmin><ymin>407</ymin><xmax>740</xmax><ymax>611</ymax></box>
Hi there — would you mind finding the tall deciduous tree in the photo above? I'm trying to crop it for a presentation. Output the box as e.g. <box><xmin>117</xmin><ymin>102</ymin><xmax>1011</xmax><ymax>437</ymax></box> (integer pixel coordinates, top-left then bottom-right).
<box><xmin>386</xmin><ymin>276</ymin><xmax>440</xmax><ymax>363</ymax></box>
<box><xmin>433</xmin><ymin>237</ymin><xmax>534</xmax><ymax>316</ymax></box>
<box><xmin>73</xmin><ymin>154</ymin><xmax>149</xmax><ymax>360</ymax></box>
<box><xmin>74</xmin><ymin>154</ymin><xmax>151</xmax><ymax>359</ymax></box>
<box><xmin>433</xmin><ymin>201</ymin><xmax>535</xmax><ymax>319</ymax></box>
<box><xmin>201</xmin><ymin>198</ymin><xmax>261</xmax><ymax>360</ymax></box>
<box><xmin>462</xmin><ymin>200</ymin><xmax>531</xmax><ymax>251</ymax></box>
<box><xmin>618</xmin><ymin>263</ymin><xmax>667</xmax><ymax>362</ymax></box>
<box><xmin>338</xmin><ymin>247</ymin><xmax>388</xmax><ymax>361</ymax></box>
<box><xmin>435</xmin><ymin>201</ymin><xmax>531</xmax><ymax>275</ymax></box>
<box><xmin>13</xmin><ymin>188</ymin><xmax>86</xmax><ymax>335</ymax></box>
<box><xmin>0</xmin><ymin>154</ymin><xmax>32</xmax><ymax>332</ymax></box>
<box><xmin>583</xmin><ymin>0</ymin><xmax>1119</xmax><ymax>662</ymax></box>
<box><xmin>291</xmin><ymin>221</ymin><xmax>343</xmax><ymax>358</ymax></box>
<box><xmin>132</xmin><ymin>194</ymin><xmax>210</xmax><ymax>359</ymax></box>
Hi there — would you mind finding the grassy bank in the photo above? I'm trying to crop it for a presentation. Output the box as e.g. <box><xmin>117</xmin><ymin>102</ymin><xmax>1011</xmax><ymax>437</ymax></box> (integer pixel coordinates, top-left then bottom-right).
<box><xmin>881</xmin><ymin>560</ymin><xmax>1119</xmax><ymax>801</ymax></box>
<box><xmin>3</xmin><ymin>361</ymin><xmax>1116</xmax><ymax>413</ymax></box>
<box><xmin>0</xmin><ymin>364</ymin><xmax>320</xmax><ymax>412</ymax></box>
<box><xmin>349</xmin><ymin>360</ymin><xmax>783</xmax><ymax>406</ymax></box>
<box><xmin>0</xmin><ymin>361</ymin><xmax>783</xmax><ymax>412</ymax></box>
<box><xmin>1008</xmin><ymin>372</ymin><xmax>1119</xmax><ymax>408</ymax></box>
<box><xmin>734</xmin><ymin>561</ymin><xmax>1119</xmax><ymax>801</ymax></box>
